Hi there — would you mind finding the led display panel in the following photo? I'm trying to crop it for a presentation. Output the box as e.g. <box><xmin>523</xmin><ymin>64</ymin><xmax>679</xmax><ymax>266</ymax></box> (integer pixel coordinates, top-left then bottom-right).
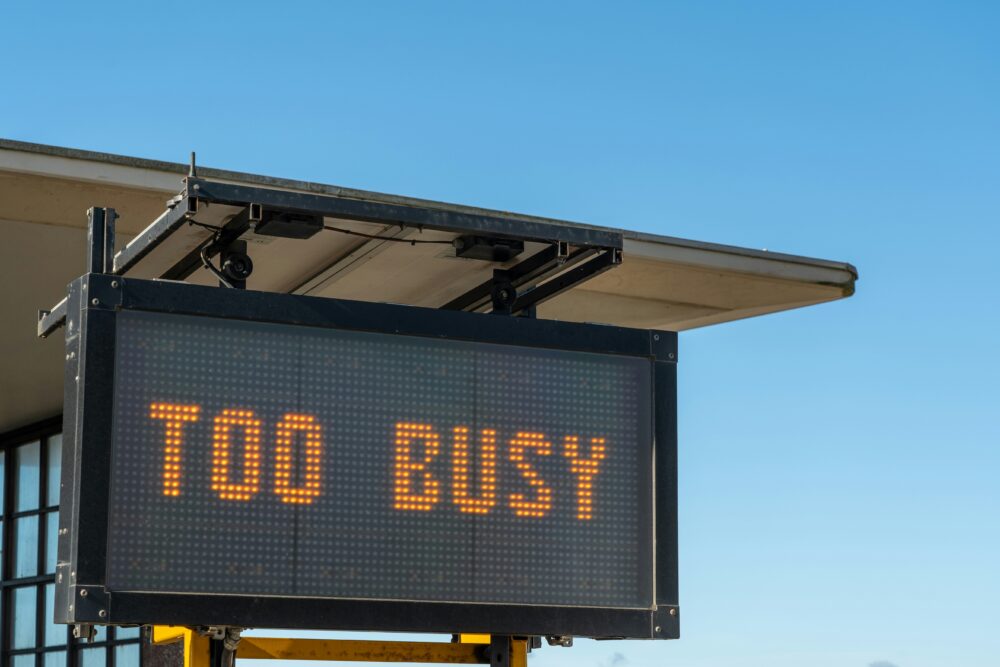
<box><xmin>55</xmin><ymin>275</ymin><xmax>677</xmax><ymax>637</ymax></box>
<box><xmin>105</xmin><ymin>309</ymin><xmax>654</xmax><ymax>609</ymax></box>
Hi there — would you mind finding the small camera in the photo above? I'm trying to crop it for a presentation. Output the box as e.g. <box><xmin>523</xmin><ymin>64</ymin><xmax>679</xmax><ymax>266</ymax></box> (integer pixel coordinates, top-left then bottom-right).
<box><xmin>490</xmin><ymin>278</ymin><xmax>517</xmax><ymax>314</ymax></box>
<box><xmin>222</xmin><ymin>252</ymin><xmax>254</xmax><ymax>281</ymax></box>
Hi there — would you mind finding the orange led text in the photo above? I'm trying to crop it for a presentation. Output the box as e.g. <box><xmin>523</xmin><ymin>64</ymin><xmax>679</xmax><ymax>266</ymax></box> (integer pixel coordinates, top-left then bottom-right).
<box><xmin>150</xmin><ymin>402</ymin><xmax>322</xmax><ymax>503</ymax></box>
<box><xmin>392</xmin><ymin>421</ymin><xmax>608</xmax><ymax>520</ymax></box>
<box><xmin>150</xmin><ymin>403</ymin><xmax>610</xmax><ymax>519</ymax></box>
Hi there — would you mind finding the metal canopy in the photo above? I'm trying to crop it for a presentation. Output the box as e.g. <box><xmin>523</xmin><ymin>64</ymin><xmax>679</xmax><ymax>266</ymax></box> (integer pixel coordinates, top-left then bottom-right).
<box><xmin>0</xmin><ymin>138</ymin><xmax>857</xmax><ymax>433</ymax></box>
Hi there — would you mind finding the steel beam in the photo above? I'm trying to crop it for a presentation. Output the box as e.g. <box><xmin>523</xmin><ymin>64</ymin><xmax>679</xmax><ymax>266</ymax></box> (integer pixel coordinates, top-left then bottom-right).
<box><xmin>38</xmin><ymin>297</ymin><xmax>68</xmax><ymax>338</ymax></box>
<box><xmin>87</xmin><ymin>207</ymin><xmax>117</xmax><ymax>274</ymax></box>
<box><xmin>186</xmin><ymin>178</ymin><xmax>622</xmax><ymax>249</ymax></box>
<box><xmin>112</xmin><ymin>198</ymin><xmax>195</xmax><ymax>275</ymax></box>
<box><xmin>511</xmin><ymin>248</ymin><xmax>621</xmax><ymax>314</ymax></box>
<box><xmin>38</xmin><ymin>176</ymin><xmax>625</xmax><ymax>336</ymax></box>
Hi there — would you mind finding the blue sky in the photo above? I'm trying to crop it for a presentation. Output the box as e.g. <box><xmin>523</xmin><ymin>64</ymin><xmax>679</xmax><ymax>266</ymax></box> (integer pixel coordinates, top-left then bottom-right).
<box><xmin>4</xmin><ymin>2</ymin><xmax>998</xmax><ymax>666</ymax></box>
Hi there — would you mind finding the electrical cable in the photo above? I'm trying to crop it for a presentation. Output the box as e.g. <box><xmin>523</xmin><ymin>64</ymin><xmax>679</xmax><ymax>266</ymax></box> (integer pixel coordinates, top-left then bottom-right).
<box><xmin>190</xmin><ymin>217</ymin><xmax>451</xmax><ymax>245</ymax></box>
<box><xmin>192</xmin><ymin>217</ymin><xmax>452</xmax><ymax>285</ymax></box>
<box><xmin>200</xmin><ymin>241</ymin><xmax>234</xmax><ymax>288</ymax></box>
<box><xmin>323</xmin><ymin>224</ymin><xmax>454</xmax><ymax>245</ymax></box>
<box><xmin>187</xmin><ymin>219</ymin><xmax>224</xmax><ymax>232</ymax></box>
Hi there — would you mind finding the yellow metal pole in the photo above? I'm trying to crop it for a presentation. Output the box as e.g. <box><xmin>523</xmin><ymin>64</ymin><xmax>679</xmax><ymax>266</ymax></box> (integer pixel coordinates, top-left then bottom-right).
<box><xmin>510</xmin><ymin>639</ymin><xmax>528</xmax><ymax>667</ymax></box>
<box><xmin>151</xmin><ymin>626</ymin><xmax>211</xmax><ymax>667</ymax></box>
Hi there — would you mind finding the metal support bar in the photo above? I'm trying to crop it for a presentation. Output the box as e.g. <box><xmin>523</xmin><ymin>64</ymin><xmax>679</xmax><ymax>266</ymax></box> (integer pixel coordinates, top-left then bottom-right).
<box><xmin>109</xmin><ymin>176</ymin><xmax>620</xmax><ymax>296</ymax></box>
<box><xmin>511</xmin><ymin>248</ymin><xmax>621</xmax><ymax>314</ymax></box>
<box><xmin>87</xmin><ymin>207</ymin><xmax>117</xmax><ymax>274</ymax></box>
<box><xmin>488</xmin><ymin>636</ymin><xmax>512</xmax><ymax>667</ymax></box>
<box><xmin>38</xmin><ymin>206</ymin><xmax>116</xmax><ymax>337</ymax></box>
<box><xmin>38</xmin><ymin>297</ymin><xmax>68</xmax><ymax>338</ymax></box>
<box><xmin>113</xmin><ymin>197</ymin><xmax>195</xmax><ymax>274</ymax></box>
<box><xmin>442</xmin><ymin>245</ymin><xmax>600</xmax><ymax>313</ymax></box>
<box><xmin>37</xmin><ymin>175</ymin><xmax>626</xmax><ymax>335</ymax></box>
<box><xmin>442</xmin><ymin>245</ymin><xmax>559</xmax><ymax>311</ymax></box>
<box><xmin>186</xmin><ymin>178</ymin><xmax>622</xmax><ymax>249</ymax></box>
<box><xmin>152</xmin><ymin>627</ymin><xmax>528</xmax><ymax>666</ymax></box>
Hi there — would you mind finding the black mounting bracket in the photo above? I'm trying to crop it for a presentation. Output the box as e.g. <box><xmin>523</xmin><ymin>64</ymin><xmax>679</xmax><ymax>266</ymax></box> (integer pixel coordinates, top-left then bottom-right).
<box><xmin>489</xmin><ymin>270</ymin><xmax>517</xmax><ymax>315</ymax></box>
<box><xmin>37</xmin><ymin>176</ymin><xmax>624</xmax><ymax>335</ymax></box>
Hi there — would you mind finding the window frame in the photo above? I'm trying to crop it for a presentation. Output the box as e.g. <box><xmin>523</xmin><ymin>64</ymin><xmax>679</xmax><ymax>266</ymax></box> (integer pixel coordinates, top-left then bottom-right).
<box><xmin>1</xmin><ymin>417</ymin><xmax>141</xmax><ymax>667</ymax></box>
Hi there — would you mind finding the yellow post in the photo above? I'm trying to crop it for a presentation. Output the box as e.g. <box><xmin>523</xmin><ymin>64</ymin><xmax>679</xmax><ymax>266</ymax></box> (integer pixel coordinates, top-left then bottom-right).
<box><xmin>151</xmin><ymin>626</ymin><xmax>212</xmax><ymax>667</ymax></box>
<box><xmin>511</xmin><ymin>639</ymin><xmax>528</xmax><ymax>667</ymax></box>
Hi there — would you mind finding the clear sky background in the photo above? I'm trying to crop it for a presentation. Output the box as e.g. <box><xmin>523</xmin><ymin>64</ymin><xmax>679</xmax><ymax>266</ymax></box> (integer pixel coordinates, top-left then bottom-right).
<box><xmin>4</xmin><ymin>2</ymin><xmax>998</xmax><ymax>666</ymax></box>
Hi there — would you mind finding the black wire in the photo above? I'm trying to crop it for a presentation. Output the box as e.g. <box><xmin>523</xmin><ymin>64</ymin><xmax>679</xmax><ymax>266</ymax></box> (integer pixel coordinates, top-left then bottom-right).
<box><xmin>323</xmin><ymin>224</ymin><xmax>454</xmax><ymax>245</ymax></box>
<box><xmin>200</xmin><ymin>240</ymin><xmax>234</xmax><ymax>288</ymax></box>
<box><xmin>189</xmin><ymin>221</ymin><xmax>237</xmax><ymax>286</ymax></box>
<box><xmin>187</xmin><ymin>219</ymin><xmax>224</xmax><ymax>232</ymax></box>
<box><xmin>191</xmin><ymin>216</ymin><xmax>450</xmax><ymax>245</ymax></box>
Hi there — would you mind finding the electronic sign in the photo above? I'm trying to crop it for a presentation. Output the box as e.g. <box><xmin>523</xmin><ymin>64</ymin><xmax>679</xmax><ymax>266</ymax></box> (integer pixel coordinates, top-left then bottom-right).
<box><xmin>56</xmin><ymin>274</ymin><xmax>678</xmax><ymax>639</ymax></box>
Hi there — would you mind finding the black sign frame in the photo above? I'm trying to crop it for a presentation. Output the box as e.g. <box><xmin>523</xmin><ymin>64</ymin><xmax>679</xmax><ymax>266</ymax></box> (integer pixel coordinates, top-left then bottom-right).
<box><xmin>56</xmin><ymin>272</ymin><xmax>678</xmax><ymax>639</ymax></box>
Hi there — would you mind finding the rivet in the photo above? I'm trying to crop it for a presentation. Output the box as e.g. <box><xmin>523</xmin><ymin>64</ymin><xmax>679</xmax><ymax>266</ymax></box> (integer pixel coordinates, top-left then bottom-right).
<box><xmin>653</xmin><ymin>334</ymin><xmax>659</xmax><ymax>341</ymax></box>
<box><xmin>669</xmin><ymin>608</ymin><xmax>677</xmax><ymax>616</ymax></box>
<box><xmin>98</xmin><ymin>610</ymin><xmax>107</xmax><ymax>618</ymax></box>
<box><xmin>91</xmin><ymin>298</ymin><xmax>99</xmax><ymax>306</ymax></box>
<box><xmin>654</xmin><ymin>626</ymin><xmax>661</xmax><ymax>633</ymax></box>
<box><xmin>80</xmin><ymin>589</ymin><xmax>88</xmax><ymax>597</ymax></box>
<box><xmin>668</xmin><ymin>352</ymin><xmax>675</xmax><ymax>359</ymax></box>
<box><xmin>110</xmin><ymin>280</ymin><xmax>119</xmax><ymax>288</ymax></box>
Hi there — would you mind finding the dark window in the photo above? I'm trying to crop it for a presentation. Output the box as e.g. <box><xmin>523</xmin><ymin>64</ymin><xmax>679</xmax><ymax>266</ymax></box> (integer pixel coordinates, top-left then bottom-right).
<box><xmin>1</xmin><ymin>419</ymin><xmax>142</xmax><ymax>667</ymax></box>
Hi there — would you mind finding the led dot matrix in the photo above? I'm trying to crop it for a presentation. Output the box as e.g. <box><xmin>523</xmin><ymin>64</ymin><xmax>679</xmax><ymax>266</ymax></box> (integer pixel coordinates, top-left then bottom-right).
<box><xmin>211</xmin><ymin>408</ymin><xmax>263</xmax><ymax>501</ymax></box>
<box><xmin>450</xmin><ymin>426</ymin><xmax>497</xmax><ymax>514</ymax></box>
<box><xmin>274</xmin><ymin>413</ymin><xmax>323</xmax><ymax>505</ymax></box>
<box><xmin>149</xmin><ymin>402</ymin><xmax>200</xmax><ymax>496</ymax></box>
<box><xmin>109</xmin><ymin>310</ymin><xmax>653</xmax><ymax>608</ymax></box>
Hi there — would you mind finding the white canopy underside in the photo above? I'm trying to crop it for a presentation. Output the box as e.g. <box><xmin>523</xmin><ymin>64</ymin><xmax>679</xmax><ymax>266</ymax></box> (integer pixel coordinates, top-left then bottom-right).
<box><xmin>0</xmin><ymin>140</ymin><xmax>856</xmax><ymax>432</ymax></box>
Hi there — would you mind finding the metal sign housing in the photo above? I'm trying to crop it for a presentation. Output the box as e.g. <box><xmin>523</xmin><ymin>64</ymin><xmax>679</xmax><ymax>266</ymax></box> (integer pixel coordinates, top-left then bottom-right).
<box><xmin>56</xmin><ymin>273</ymin><xmax>678</xmax><ymax>639</ymax></box>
